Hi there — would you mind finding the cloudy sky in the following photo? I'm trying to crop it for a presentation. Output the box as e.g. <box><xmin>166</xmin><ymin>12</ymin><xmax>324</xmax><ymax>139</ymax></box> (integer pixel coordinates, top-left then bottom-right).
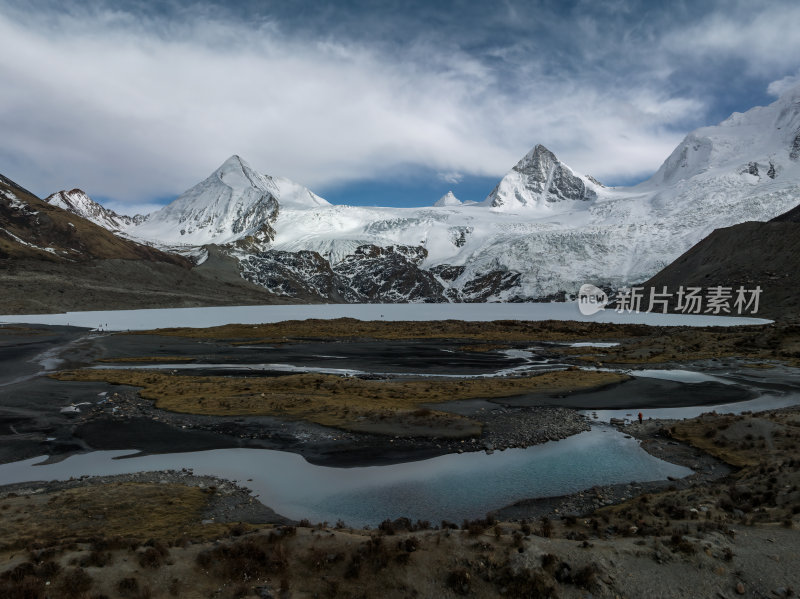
<box><xmin>2</xmin><ymin>0</ymin><xmax>800</xmax><ymax>212</ymax></box>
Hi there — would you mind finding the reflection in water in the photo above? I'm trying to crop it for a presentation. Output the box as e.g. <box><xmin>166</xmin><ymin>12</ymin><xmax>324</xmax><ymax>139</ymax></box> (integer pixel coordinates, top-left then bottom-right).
<box><xmin>0</xmin><ymin>428</ymin><xmax>691</xmax><ymax>526</ymax></box>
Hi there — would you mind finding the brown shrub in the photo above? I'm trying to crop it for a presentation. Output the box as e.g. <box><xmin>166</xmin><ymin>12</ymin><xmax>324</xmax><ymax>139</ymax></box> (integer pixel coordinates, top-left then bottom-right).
<box><xmin>0</xmin><ymin>576</ymin><xmax>46</xmax><ymax>599</ymax></box>
<box><xmin>196</xmin><ymin>538</ymin><xmax>289</xmax><ymax>581</ymax></box>
<box><xmin>572</xmin><ymin>563</ymin><xmax>600</xmax><ymax>589</ymax></box>
<box><xmin>446</xmin><ymin>568</ymin><xmax>471</xmax><ymax>595</ymax></box>
<box><xmin>55</xmin><ymin>567</ymin><xmax>93</xmax><ymax>599</ymax></box>
<box><xmin>117</xmin><ymin>576</ymin><xmax>152</xmax><ymax>599</ymax></box>
<box><xmin>137</xmin><ymin>547</ymin><xmax>165</xmax><ymax>569</ymax></box>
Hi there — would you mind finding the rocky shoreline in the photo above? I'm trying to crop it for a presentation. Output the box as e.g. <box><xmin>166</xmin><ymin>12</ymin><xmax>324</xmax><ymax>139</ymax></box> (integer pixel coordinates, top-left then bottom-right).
<box><xmin>493</xmin><ymin>418</ymin><xmax>736</xmax><ymax>521</ymax></box>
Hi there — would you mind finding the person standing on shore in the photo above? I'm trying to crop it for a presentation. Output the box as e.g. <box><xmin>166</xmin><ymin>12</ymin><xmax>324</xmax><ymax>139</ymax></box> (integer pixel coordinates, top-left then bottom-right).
<box><xmin>638</xmin><ymin>412</ymin><xmax>643</xmax><ymax>424</ymax></box>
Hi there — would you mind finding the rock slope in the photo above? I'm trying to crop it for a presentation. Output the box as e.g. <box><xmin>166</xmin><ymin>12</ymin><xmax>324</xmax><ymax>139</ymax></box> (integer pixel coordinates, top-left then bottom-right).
<box><xmin>642</xmin><ymin>204</ymin><xmax>800</xmax><ymax>319</ymax></box>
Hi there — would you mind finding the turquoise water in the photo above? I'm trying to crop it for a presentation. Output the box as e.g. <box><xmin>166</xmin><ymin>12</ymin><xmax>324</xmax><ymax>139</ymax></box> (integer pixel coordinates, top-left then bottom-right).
<box><xmin>0</xmin><ymin>427</ymin><xmax>691</xmax><ymax>526</ymax></box>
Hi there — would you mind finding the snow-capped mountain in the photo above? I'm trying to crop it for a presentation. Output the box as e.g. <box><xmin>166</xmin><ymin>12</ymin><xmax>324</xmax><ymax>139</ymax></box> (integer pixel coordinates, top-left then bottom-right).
<box><xmin>47</xmin><ymin>155</ymin><xmax>329</xmax><ymax>251</ymax></box>
<box><xmin>47</xmin><ymin>86</ymin><xmax>800</xmax><ymax>303</ymax></box>
<box><xmin>434</xmin><ymin>191</ymin><xmax>462</xmax><ymax>207</ymax></box>
<box><xmin>130</xmin><ymin>155</ymin><xmax>329</xmax><ymax>248</ymax></box>
<box><xmin>45</xmin><ymin>189</ymin><xmax>144</xmax><ymax>231</ymax></box>
<box><xmin>483</xmin><ymin>144</ymin><xmax>599</xmax><ymax>212</ymax></box>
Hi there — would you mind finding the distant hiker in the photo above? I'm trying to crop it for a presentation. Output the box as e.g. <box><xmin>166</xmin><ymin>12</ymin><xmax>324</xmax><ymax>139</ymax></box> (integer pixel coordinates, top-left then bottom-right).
<box><xmin>638</xmin><ymin>412</ymin><xmax>643</xmax><ymax>424</ymax></box>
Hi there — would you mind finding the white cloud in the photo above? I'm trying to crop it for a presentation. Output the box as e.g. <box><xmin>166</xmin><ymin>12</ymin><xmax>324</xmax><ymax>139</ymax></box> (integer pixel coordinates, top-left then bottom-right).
<box><xmin>767</xmin><ymin>73</ymin><xmax>800</xmax><ymax>97</ymax></box>
<box><xmin>664</xmin><ymin>1</ymin><xmax>800</xmax><ymax>76</ymax></box>
<box><xmin>0</xmin><ymin>3</ymin><xmax>785</xmax><ymax>208</ymax></box>
<box><xmin>437</xmin><ymin>171</ymin><xmax>464</xmax><ymax>184</ymax></box>
<box><xmin>0</xmin><ymin>10</ymin><xmax>514</xmax><ymax>204</ymax></box>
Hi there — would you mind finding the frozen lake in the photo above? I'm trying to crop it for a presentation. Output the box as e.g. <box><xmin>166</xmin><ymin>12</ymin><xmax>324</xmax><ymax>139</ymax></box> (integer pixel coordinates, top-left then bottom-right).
<box><xmin>0</xmin><ymin>302</ymin><xmax>770</xmax><ymax>331</ymax></box>
<box><xmin>0</xmin><ymin>427</ymin><xmax>691</xmax><ymax>527</ymax></box>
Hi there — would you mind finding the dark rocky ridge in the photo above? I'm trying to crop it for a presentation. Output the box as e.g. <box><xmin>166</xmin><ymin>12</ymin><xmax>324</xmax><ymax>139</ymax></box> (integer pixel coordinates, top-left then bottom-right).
<box><xmin>239</xmin><ymin>249</ymin><xmax>352</xmax><ymax>302</ymax></box>
<box><xmin>239</xmin><ymin>244</ymin><xmax>529</xmax><ymax>303</ymax></box>
<box><xmin>770</xmin><ymin>202</ymin><xmax>800</xmax><ymax>222</ymax></box>
<box><xmin>0</xmin><ymin>176</ymin><xmax>189</xmax><ymax>265</ymax></box>
<box><xmin>643</xmin><ymin>203</ymin><xmax>800</xmax><ymax>319</ymax></box>
<box><xmin>790</xmin><ymin>129</ymin><xmax>800</xmax><ymax>161</ymax></box>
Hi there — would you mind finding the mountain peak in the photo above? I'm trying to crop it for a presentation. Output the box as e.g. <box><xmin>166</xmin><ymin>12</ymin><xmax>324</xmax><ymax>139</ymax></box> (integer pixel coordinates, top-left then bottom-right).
<box><xmin>434</xmin><ymin>191</ymin><xmax>462</xmax><ymax>207</ymax></box>
<box><xmin>45</xmin><ymin>189</ymin><xmax>141</xmax><ymax>230</ymax></box>
<box><xmin>771</xmin><ymin>81</ymin><xmax>800</xmax><ymax>106</ymax></box>
<box><xmin>1</xmin><ymin>177</ymin><xmax>187</xmax><ymax>264</ymax></box>
<box><xmin>212</xmin><ymin>155</ymin><xmax>264</xmax><ymax>190</ymax></box>
<box><xmin>518</xmin><ymin>143</ymin><xmax>550</xmax><ymax>162</ymax></box>
<box><xmin>513</xmin><ymin>144</ymin><xmax>564</xmax><ymax>176</ymax></box>
<box><xmin>484</xmin><ymin>143</ymin><xmax>597</xmax><ymax>211</ymax></box>
<box><xmin>128</xmin><ymin>156</ymin><xmax>329</xmax><ymax>247</ymax></box>
<box><xmin>219</xmin><ymin>154</ymin><xmax>248</xmax><ymax>169</ymax></box>
<box><xmin>48</xmin><ymin>188</ymin><xmax>91</xmax><ymax>207</ymax></box>
<box><xmin>207</xmin><ymin>156</ymin><xmax>329</xmax><ymax>209</ymax></box>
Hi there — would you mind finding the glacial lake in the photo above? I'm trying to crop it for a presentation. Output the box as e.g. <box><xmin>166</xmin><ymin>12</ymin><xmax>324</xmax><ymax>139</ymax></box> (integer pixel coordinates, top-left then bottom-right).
<box><xmin>0</xmin><ymin>302</ymin><xmax>770</xmax><ymax>331</ymax></box>
<box><xmin>0</xmin><ymin>427</ymin><xmax>691</xmax><ymax>527</ymax></box>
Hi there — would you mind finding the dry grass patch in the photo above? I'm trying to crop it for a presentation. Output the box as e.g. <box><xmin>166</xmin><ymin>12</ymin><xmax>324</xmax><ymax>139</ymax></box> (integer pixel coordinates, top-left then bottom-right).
<box><xmin>51</xmin><ymin>369</ymin><xmax>626</xmax><ymax>437</ymax></box>
<box><xmin>0</xmin><ymin>482</ymin><xmax>232</xmax><ymax>550</ymax></box>
<box><xmin>668</xmin><ymin>412</ymin><xmax>791</xmax><ymax>468</ymax></box>
<box><xmin>128</xmin><ymin>320</ymin><xmax>800</xmax><ymax>369</ymax></box>
<box><xmin>600</xmin><ymin>408</ymin><xmax>800</xmax><ymax>533</ymax></box>
<box><xmin>130</xmin><ymin>318</ymin><xmax>642</xmax><ymax>342</ymax></box>
<box><xmin>669</xmin><ymin>418</ymin><xmax>760</xmax><ymax>468</ymax></box>
<box><xmin>458</xmin><ymin>343</ymin><xmax>512</xmax><ymax>353</ymax></box>
<box><xmin>567</xmin><ymin>325</ymin><xmax>800</xmax><ymax>365</ymax></box>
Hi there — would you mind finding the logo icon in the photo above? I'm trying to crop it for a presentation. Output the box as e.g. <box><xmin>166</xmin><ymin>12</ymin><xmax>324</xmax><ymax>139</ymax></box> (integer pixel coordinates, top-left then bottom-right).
<box><xmin>577</xmin><ymin>284</ymin><xmax>608</xmax><ymax>315</ymax></box>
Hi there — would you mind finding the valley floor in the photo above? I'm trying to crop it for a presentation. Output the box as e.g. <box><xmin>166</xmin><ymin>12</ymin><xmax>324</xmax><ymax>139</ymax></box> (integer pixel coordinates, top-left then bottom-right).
<box><xmin>1</xmin><ymin>319</ymin><xmax>800</xmax><ymax>597</ymax></box>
